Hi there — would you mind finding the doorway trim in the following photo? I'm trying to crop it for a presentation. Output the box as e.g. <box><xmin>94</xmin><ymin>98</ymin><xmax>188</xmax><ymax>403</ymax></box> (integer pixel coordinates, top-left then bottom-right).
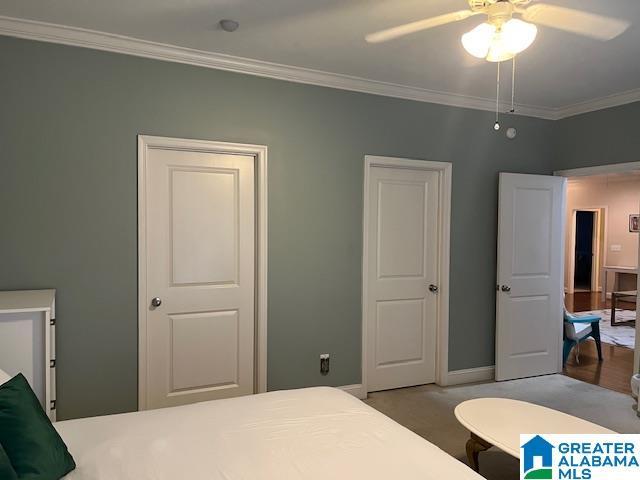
<box><xmin>567</xmin><ymin>207</ymin><xmax>606</xmax><ymax>294</ymax></box>
<box><xmin>362</xmin><ymin>155</ymin><xmax>452</xmax><ymax>394</ymax></box>
<box><xmin>554</xmin><ymin>160</ymin><xmax>640</xmax><ymax>379</ymax></box>
<box><xmin>137</xmin><ymin>135</ymin><xmax>268</xmax><ymax>409</ymax></box>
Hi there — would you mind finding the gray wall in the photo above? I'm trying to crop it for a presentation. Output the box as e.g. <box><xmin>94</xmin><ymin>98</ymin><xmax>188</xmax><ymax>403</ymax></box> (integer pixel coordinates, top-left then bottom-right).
<box><xmin>0</xmin><ymin>36</ymin><xmax>556</xmax><ymax>420</ymax></box>
<box><xmin>553</xmin><ymin>101</ymin><xmax>640</xmax><ymax>170</ymax></box>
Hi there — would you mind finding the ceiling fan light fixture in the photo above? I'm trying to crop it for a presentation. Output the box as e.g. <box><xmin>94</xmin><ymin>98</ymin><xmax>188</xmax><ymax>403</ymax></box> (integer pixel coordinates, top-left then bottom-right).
<box><xmin>462</xmin><ymin>18</ymin><xmax>537</xmax><ymax>62</ymax></box>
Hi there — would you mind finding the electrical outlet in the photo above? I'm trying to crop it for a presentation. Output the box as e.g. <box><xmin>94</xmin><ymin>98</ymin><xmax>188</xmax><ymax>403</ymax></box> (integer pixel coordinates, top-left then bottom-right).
<box><xmin>320</xmin><ymin>354</ymin><xmax>330</xmax><ymax>375</ymax></box>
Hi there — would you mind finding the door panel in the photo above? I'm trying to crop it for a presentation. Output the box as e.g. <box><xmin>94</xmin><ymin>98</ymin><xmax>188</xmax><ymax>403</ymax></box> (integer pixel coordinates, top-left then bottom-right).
<box><xmin>169</xmin><ymin>310</ymin><xmax>239</xmax><ymax>393</ymax></box>
<box><xmin>512</xmin><ymin>188</ymin><xmax>552</xmax><ymax>275</ymax></box>
<box><xmin>509</xmin><ymin>296</ymin><xmax>552</xmax><ymax>356</ymax></box>
<box><xmin>143</xmin><ymin>146</ymin><xmax>255</xmax><ymax>409</ymax></box>
<box><xmin>375</xmin><ymin>299</ymin><xmax>425</xmax><ymax>366</ymax></box>
<box><xmin>170</xmin><ymin>168</ymin><xmax>238</xmax><ymax>286</ymax></box>
<box><xmin>496</xmin><ymin>173</ymin><xmax>565</xmax><ymax>381</ymax></box>
<box><xmin>367</xmin><ymin>167</ymin><xmax>439</xmax><ymax>391</ymax></box>
<box><xmin>378</xmin><ymin>181</ymin><xmax>426</xmax><ymax>278</ymax></box>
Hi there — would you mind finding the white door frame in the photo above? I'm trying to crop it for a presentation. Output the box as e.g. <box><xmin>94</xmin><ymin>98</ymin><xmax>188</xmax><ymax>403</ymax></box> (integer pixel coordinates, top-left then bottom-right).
<box><xmin>554</xmin><ymin>160</ymin><xmax>640</xmax><ymax>376</ymax></box>
<box><xmin>362</xmin><ymin>155</ymin><xmax>452</xmax><ymax>393</ymax></box>
<box><xmin>137</xmin><ymin>135</ymin><xmax>268</xmax><ymax>409</ymax></box>
<box><xmin>567</xmin><ymin>207</ymin><xmax>606</xmax><ymax>294</ymax></box>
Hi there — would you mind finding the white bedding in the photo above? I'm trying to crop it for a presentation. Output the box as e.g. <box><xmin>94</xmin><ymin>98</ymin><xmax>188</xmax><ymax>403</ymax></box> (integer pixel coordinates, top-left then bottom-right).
<box><xmin>56</xmin><ymin>387</ymin><xmax>481</xmax><ymax>480</ymax></box>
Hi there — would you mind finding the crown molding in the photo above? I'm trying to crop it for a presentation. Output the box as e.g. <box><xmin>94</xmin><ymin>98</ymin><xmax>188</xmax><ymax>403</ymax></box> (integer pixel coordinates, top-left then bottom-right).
<box><xmin>553</xmin><ymin>87</ymin><xmax>640</xmax><ymax>120</ymax></box>
<box><xmin>0</xmin><ymin>15</ymin><xmax>637</xmax><ymax>121</ymax></box>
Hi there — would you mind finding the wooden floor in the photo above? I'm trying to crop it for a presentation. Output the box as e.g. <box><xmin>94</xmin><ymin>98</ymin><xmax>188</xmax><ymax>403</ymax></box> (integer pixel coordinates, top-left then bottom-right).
<box><xmin>565</xmin><ymin>291</ymin><xmax>611</xmax><ymax>311</ymax></box>
<box><xmin>563</xmin><ymin>292</ymin><xmax>636</xmax><ymax>395</ymax></box>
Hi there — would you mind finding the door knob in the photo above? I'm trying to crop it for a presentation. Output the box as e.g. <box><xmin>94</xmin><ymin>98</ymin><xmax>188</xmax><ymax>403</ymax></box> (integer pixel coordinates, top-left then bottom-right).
<box><xmin>151</xmin><ymin>297</ymin><xmax>162</xmax><ymax>307</ymax></box>
<box><xmin>428</xmin><ymin>284</ymin><xmax>439</xmax><ymax>293</ymax></box>
<box><xmin>501</xmin><ymin>285</ymin><xmax>511</xmax><ymax>293</ymax></box>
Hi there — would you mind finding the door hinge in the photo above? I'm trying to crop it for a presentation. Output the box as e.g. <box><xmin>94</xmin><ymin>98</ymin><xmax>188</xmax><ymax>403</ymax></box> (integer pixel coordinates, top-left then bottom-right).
<box><xmin>50</xmin><ymin>400</ymin><xmax>56</xmax><ymax>411</ymax></box>
<box><xmin>50</xmin><ymin>359</ymin><xmax>56</xmax><ymax>368</ymax></box>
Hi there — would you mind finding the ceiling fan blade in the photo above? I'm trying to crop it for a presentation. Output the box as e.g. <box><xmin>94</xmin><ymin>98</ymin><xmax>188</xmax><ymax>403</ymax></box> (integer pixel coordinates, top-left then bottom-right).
<box><xmin>365</xmin><ymin>10</ymin><xmax>477</xmax><ymax>43</ymax></box>
<box><xmin>521</xmin><ymin>4</ymin><xmax>630</xmax><ymax>40</ymax></box>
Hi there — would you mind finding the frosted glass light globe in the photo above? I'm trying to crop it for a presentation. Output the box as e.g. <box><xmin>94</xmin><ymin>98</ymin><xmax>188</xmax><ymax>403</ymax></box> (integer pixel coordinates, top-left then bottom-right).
<box><xmin>461</xmin><ymin>22</ymin><xmax>495</xmax><ymax>59</ymax></box>
<box><xmin>501</xmin><ymin>19</ymin><xmax>537</xmax><ymax>55</ymax></box>
<box><xmin>486</xmin><ymin>31</ymin><xmax>516</xmax><ymax>62</ymax></box>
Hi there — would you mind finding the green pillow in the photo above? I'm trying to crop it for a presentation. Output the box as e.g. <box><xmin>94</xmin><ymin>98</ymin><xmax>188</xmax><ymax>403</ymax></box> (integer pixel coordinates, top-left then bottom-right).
<box><xmin>0</xmin><ymin>443</ymin><xmax>18</xmax><ymax>480</ymax></box>
<box><xmin>0</xmin><ymin>374</ymin><xmax>75</xmax><ymax>480</ymax></box>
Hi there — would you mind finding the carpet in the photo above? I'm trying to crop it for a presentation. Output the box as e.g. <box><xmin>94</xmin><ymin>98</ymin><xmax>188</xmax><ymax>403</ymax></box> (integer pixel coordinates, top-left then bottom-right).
<box><xmin>577</xmin><ymin>309</ymin><xmax>635</xmax><ymax>348</ymax></box>
<box><xmin>365</xmin><ymin>375</ymin><xmax>639</xmax><ymax>480</ymax></box>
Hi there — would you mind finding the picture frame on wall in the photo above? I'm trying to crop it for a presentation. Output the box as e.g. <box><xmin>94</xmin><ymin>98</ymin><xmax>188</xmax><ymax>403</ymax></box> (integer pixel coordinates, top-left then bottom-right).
<box><xmin>630</xmin><ymin>214</ymin><xmax>640</xmax><ymax>233</ymax></box>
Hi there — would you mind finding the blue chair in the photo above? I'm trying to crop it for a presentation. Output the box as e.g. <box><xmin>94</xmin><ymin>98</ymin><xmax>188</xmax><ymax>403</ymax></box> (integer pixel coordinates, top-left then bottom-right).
<box><xmin>563</xmin><ymin>307</ymin><xmax>603</xmax><ymax>366</ymax></box>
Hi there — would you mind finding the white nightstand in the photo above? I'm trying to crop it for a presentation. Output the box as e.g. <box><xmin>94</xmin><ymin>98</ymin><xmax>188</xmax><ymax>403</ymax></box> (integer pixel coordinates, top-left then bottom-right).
<box><xmin>0</xmin><ymin>289</ymin><xmax>57</xmax><ymax>420</ymax></box>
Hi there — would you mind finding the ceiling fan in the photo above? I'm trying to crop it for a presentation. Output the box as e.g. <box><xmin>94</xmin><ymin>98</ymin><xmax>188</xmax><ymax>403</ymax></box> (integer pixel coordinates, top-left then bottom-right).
<box><xmin>366</xmin><ymin>0</ymin><xmax>630</xmax><ymax>62</ymax></box>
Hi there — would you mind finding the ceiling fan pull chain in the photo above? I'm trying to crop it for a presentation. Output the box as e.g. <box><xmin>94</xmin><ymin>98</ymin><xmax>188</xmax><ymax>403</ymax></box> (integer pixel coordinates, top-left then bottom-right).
<box><xmin>494</xmin><ymin>60</ymin><xmax>500</xmax><ymax>131</ymax></box>
<box><xmin>510</xmin><ymin>55</ymin><xmax>516</xmax><ymax>113</ymax></box>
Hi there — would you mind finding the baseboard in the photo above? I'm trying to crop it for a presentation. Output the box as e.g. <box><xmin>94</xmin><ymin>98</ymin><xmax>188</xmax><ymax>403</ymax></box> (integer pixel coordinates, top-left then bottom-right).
<box><xmin>339</xmin><ymin>369</ymin><xmax>494</xmax><ymax>396</ymax></box>
<box><xmin>445</xmin><ymin>366</ymin><xmax>495</xmax><ymax>386</ymax></box>
<box><xmin>338</xmin><ymin>384</ymin><xmax>367</xmax><ymax>399</ymax></box>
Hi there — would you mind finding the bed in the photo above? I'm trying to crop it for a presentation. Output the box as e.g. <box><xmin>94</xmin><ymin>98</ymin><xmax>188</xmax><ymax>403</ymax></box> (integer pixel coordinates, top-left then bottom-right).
<box><xmin>56</xmin><ymin>387</ymin><xmax>482</xmax><ymax>480</ymax></box>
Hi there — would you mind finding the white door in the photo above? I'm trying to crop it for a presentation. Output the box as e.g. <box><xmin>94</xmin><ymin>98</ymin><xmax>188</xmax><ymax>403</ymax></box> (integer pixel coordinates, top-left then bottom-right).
<box><xmin>367</xmin><ymin>166</ymin><xmax>439</xmax><ymax>391</ymax></box>
<box><xmin>496</xmin><ymin>173</ymin><xmax>566</xmax><ymax>381</ymax></box>
<box><xmin>142</xmin><ymin>142</ymin><xmax>255</xmax><ymax>409</ymax></box>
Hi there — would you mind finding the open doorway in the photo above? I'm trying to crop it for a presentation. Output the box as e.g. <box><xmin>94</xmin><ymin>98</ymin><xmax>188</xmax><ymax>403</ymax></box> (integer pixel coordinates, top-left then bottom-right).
<box><xmin>573</xmin><ymin>210</ymin><xmax>598</xmax><ymax>292</ymax></box>
<box><xmin>556</xmin><ymin>163</ymin><xmax>640</xmax><ymax>395</ymax></box>
<box><xmin>574</xmin><ymin>210</ymin><xmax>595</xmax><ymax>292</ymax></box>
<box><xmin>571</xmin><ymin>209</ymin><xmax>603</xmax><ymax>294</ymax></box>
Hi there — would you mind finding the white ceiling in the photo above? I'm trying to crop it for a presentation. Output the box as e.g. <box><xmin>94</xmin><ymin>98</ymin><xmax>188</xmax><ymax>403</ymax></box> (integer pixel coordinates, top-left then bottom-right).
<box><xmin>1</xmin><ymin>0</ymin><xmax>640</xmax><ymax>113</ymax></box>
